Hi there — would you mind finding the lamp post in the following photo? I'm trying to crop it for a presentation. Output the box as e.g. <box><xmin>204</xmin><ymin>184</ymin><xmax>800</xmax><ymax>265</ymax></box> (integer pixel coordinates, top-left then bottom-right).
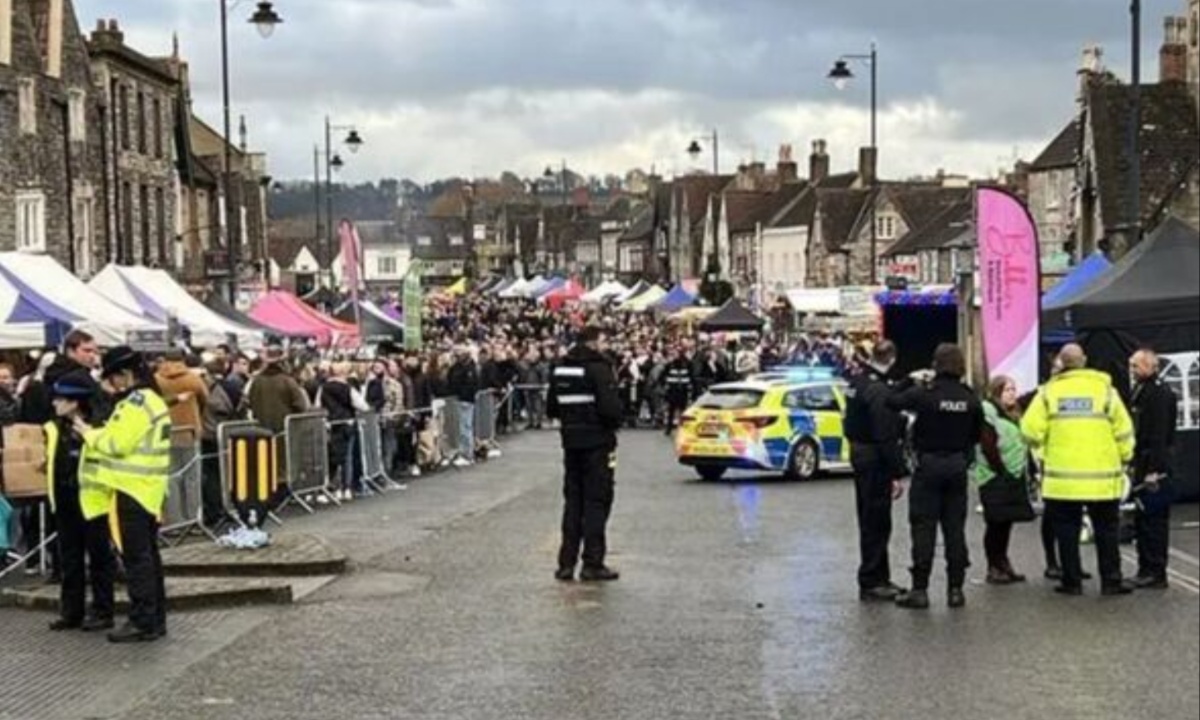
<box><xmin>220</xmin><ymin>0</ymin><xmax>281</xmax><ymax>303</ymax></box>
<box><xmin>686</xmin><ymin>130</ymin><xmax>719</xmax><ymax>175</ymax></box>
<box><xmin>828</xmin><ymin>42</ymin><xmax>879</xmax><ymax>285</ymax></box>
<box><xmin>544</xmin><ymin>161</ymin><xmax>569</xmax><ymax>271</ymax></box>
<box><xmin>323</xmin><ymin>117</ymin><xmax>364</xmax><ymax>287</ymax></box>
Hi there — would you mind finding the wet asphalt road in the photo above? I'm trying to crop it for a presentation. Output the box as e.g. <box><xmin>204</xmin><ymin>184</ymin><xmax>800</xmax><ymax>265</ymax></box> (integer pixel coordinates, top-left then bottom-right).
<box><xmin>6</xmin><ymin>430</ymin><xmax>1198</xmax><ymax>720</ymax></box>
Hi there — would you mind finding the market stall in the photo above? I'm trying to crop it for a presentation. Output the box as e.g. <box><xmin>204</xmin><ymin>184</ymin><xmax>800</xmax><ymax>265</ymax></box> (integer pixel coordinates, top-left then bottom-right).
<box><xmin>250</xmin><ymin>290</ymin><xmax>359</xmax><ymax>348</ymax></box>
<box><xmin>698</xmin><ymin>299</ymin><xmax>765</xmax><ymax>334</ymax></box>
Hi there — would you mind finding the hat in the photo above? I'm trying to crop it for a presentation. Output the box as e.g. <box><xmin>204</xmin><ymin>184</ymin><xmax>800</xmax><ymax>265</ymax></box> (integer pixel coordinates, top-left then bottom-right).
<box><xmin>263</xmin><ymin>344</ymin><xmax>286</xmax><ymax>364</ymax></box>
<box><xmin>100</xmin><ymin>345</ymin><xmax>144</xmax><ymax>379</ymax></box>
<box><xmin>50</xmin><ymin>368</ymin><xmax>99</xmax><ymax>399</ymax></box>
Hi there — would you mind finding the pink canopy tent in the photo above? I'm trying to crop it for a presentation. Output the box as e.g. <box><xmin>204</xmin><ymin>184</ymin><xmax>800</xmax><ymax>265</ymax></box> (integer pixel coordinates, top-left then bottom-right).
<box><xmin>250</xmin><ymin>291</ymin><xmax>359</xmax><ymax>348</ymax></box>
<box><xmin>542</xmin><ymin>280</ymin><xmax>585</xmax><ymax>311</ymax></box>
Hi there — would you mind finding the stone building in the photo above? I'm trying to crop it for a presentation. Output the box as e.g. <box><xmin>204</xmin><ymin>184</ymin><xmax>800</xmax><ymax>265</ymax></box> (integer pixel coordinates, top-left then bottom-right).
<box><xmin>88</xmin><ymin>19</ymin><xmax>178</xmax><ymax>271</ymax></box>
<box><xmin>0</xmin><ymin>0</ymin><xmax>107</xmax><ymax>273</ymax></box>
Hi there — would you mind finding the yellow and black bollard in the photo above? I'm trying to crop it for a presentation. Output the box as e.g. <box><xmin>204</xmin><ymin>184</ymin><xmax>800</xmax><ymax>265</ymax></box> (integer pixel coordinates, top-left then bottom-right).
<box><xmin>226</xmin><ymin>427</ymin><xmax>278</xmax><ymax>528</ymax></box>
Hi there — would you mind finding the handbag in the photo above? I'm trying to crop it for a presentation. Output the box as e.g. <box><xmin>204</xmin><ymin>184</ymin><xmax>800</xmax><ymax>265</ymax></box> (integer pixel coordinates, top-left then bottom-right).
<box><xmin>980</xmin><ymin>472</ymin><xmax>1037</xmax><ymax>524</ymax></box>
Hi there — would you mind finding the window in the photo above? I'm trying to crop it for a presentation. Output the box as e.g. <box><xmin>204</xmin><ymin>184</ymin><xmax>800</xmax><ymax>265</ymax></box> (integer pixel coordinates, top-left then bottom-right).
<box><xmin>74</xmin><ymin>192</ymin><xmax>95</xmax><ymax>276</ymax></box>
<box><xmin>68</xmin><ymin>88</ymin><xmax>86</xmax><ymax>142</ymax></box>
<box><xmin>18</xmin><ymin>76</ymin><xmax>36</xmax><ymax>134</ymax></box>
<box><xmin>377</xmin><ymin>255</ymin><xmax>398</xmax><ymax>276</ymax></box>
<box><xmin>696</xmin><ymin>388</ymin><xmax>765</xmax><ymax>410</ymax></box>
<box><xmin>1161</xmin><ymin>353</ymin><xmax>1199</xmax><ymax>430</ymax></box>
<box><xmin>875</xmin><ymin>214</ymin><xmax>897</xmax><ymax>240</ymax></box>
<box><xmin>155</xmin><ymin>187</ymin><xmax>167</xmax><ymax>265</ymax></box>
<box><xmin>784</xmin><ymin>385</ymin><xmax>840</xmax><ymax>412</ymax></box>
<box><xmin>153</xmin><ymin>97</ymin><xmax>163</xmax><ymax>158</ymax></box>
<box><xmin>119</xmin><ymin>85</ymin><xmax>130</xmax><ymax>150</ymax></box>
<box><xmin>417</xmin><ymin>235</ymin><xmax>432</xmax><ymax>246</ymax></box>
<box><xmin>16</xmin><ymin>190</ymin><xmax>46</xmax><ymax>252</ymax></box>
<box><xmin>449</xmin><ymin>260</ymin><xmax>465</xmax><ymax>276</ymax></box>
<box><xmin>140</xmin><ymin>184</ymin><xmax>151</xmax><ymax>265</ymax></box>
<box><xmin>121</xmin><ymin>181</ymin><xmax>133</xmax><ymax>262</ymax></box>
<box><xmin>449</xmin><ymin>234</ymin><xmax>464</xmax><ymax>246</ymax></box>
<box><xmin>136</xmin><ymin>91</ymin><xmax>147</xmax><ymax>154</ymax></box>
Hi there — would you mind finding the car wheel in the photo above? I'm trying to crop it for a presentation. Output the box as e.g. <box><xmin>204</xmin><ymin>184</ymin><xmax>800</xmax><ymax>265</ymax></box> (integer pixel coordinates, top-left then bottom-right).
<box><xmin>785</xmin><ymin>439</ymin><xmax>820</xmax><ymax>481</ymax></box>
<box><xmin>697</xmin><ymin>466</ymin><xmax>726</xmax><ymax>482</ymax></box>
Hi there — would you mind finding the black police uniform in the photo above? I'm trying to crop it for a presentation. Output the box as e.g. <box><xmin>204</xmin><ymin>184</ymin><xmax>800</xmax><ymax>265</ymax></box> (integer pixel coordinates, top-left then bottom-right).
<box><xmin>1130</xmin><ymin>376</ymin><xmax>1178</xmax><ymax>586</ymax></box>
<box><xmin>843</xmin><ymin>365</ymin><xmax>907</xmax><ymax>596</ymax></box>
<box><xmin>546</xmin><ymin>344</ymin><xmax>624</xmax><ymax>578</ymax></box>
<box><xmin>888</xmin><ymin>375</ymin><xmax>983</xmax><ymax>600</ymax></box>
<box><xmin>663</xmin><ymin>357</ymin><xmax>694</xmax><ymax>432</ymax></box>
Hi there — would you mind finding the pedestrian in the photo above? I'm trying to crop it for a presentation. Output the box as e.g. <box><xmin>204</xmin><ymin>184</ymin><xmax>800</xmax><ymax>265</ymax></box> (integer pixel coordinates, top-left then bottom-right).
<box><xmin>155</xmin><ymin>348</ymin><xmax>208</xmax><ymax>433</ymax></box>
<box><xmin>317</xmin><ymin>362</ymin><xmax>367</xmax><ymax>501</ymax></box>
<box><xmin>662</xmin><ymin>348</ymin><xmax>694</xmax><ymax>434</ymax></box>
<box><xmin>973</xmin><ymin>376</ymin><xmax>1035</xmax><ymax>585</ymax></box>
<box><xmin>519</xmin><ymin>348</ymin><xmax>547</xmax><ymax>430</ymax></box>
<box><xmin>200</xmin><ymin>359</ymin><xmax>238</xmax><ymax>528</ymax></box>
<box><xmin>888</xmin><ymin>344</ymin><xmax>983</xmax><ymax>610</ymax></box>
<box><xmin>79</xmin><ymin>347</ymin><xmax>172</xmax><ymax>643</ymax></box>
<box><xmin>1021</xmin><ymin>343</ymin><xmax>1137</xmax><ymax>597</ymax></box>
<box><xmin>843</xmin><ymin>340</ymin><xmax>909</xmax><ymax>602</ymax></box>
<box><xmin>44</xmin><ymin>369</ymin><xmax>115</xmax><ymax>633</ymax></box>
<box><xmin>546</xmin><ymin>326</ymin><xmax>623</xmax><ymax>582</ymax></box>
<box><xmin>1128</xmin><ymin>348</ymin><xmax>1178</xmax><ymax>590</ymax></box>
<box><xmin>245</xmin><ymin>345</ymin><xmax>311</xmax><ymax>500</ymax></box>
<box><xmin>446</xmin><ymin>346</ymin><xmax>480</xmax><ymax>467</ymax></box>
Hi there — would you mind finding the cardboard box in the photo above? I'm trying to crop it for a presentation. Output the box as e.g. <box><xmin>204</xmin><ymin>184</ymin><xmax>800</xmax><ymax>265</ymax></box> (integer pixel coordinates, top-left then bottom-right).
<box><xmin>2</xmin><ymin>424</ymin><xmax>48</xmax><ymax>499</ymax></box>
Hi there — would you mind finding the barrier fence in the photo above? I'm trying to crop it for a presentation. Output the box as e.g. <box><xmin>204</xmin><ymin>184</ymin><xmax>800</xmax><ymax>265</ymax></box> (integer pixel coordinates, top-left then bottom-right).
<box><xmin>1</xmin><ymin>384</ymin><xmax>552</xmax><ymax>569</ymax></box>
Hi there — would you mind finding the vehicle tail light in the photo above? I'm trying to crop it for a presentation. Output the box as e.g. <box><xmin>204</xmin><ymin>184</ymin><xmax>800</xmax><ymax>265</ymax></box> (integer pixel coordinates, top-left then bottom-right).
<box><xmin>680</xmin><ymin>414</ymin><xmax>696</xmax><ymax>424</ymax></box>
<box><xmin>737</xmin><ymin>416</ymin><xmax>776</xmax><ymax>429</ymax></box>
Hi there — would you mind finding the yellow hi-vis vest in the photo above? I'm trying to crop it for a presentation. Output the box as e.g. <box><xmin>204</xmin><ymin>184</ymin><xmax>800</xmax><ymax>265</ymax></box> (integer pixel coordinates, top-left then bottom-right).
<box><xmin>1020</xmin><ymin>369</ymin><xmax>1135</xmax><ymax>502</ymax></box>
<box><xmin>43</xmin><ymin>421</ymin><xmax>112</xmax><ymax>520</ymax></box>
<box><xmin>82</xmin><ymin>389</ymin><xmax>172</xmax><ymax>519</ymax></box>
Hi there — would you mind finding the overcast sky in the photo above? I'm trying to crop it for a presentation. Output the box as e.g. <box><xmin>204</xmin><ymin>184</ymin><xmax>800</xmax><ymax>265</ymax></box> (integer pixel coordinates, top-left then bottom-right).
<box><xmin>78</xmin><ymin>0</ymin><xmax>1185</xmax><ymax>184</ymax></box>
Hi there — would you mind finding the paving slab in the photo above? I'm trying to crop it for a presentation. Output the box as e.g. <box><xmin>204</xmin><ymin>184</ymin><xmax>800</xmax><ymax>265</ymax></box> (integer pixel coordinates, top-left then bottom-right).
<box><xmin>0</xmin><ymin>574</ymin><xmax>338</xmax><ymax>613</ymax></box>
<box><xmin>162</xmin><ymin>533</ymin><xmax>348</xmax><ymax>577</ymax></box>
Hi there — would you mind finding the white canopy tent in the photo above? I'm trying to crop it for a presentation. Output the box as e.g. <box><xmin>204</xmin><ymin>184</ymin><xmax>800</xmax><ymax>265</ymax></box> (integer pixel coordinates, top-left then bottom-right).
<box><xmin>0</xmin><ymin>253</ymin><xmax>163</xmax><ymax>347</ymax></box>
<box><xmin>581</xmin><ymin>280</ymin><xmax>628</xmax><ymax>304</ymax></box>
<box><xmin>89</xmin><ymin>264</ymin><xmax>263</xmax><ymax>348</ymax></box>
<box><xmin>499</xmin><ymin>278</ymin><xmax>532</xmax><ymax>298</ymax></box>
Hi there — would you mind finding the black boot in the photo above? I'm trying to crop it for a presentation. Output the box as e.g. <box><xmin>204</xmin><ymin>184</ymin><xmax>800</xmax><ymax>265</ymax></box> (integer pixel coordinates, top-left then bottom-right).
<box><xmin>554</xmin><ymin>567</ymin><xmax>575</xmax><ymax>582</ymax></box>
<box><xmin>81</xmin><ymin>615</ymin><xmax>115</xmax><ymax>632</ymax></box>
<box><xmin>948</xmin><ymin>588</ymin><xmax>966</xmax><ymax>609</ymax></box>
<box><xmin>1101</xmin><ymin>580</ymin><xmax>1136</xmax><ymax>596</ymax></box>
<box><xmin>107</xmin><ymin>623</ymin><xmax>161</xmax><ymax>644</ymax></box>
<box><xmin>580</xmin><ymin>566</ymin><xmax>620</xmax><ymax>582</ymax></box>
<box><xmin>859</xmin><ymin>584</ymin><xmax>906</xmax><ymax>602</ymax></box>
<box><xmin>1133</xmin><ymin>575</ymin><xmax>1169</xmax><ymax>590</ymax></box>
<box><xmin>49</xmin><ymin>618</ymin><xmax>82</xmax><ymax>632</ymax></box>
<box><xmin>895</xmin><ymin>589</ymin><xmax>930</xmax><ymax>609</ymax></box>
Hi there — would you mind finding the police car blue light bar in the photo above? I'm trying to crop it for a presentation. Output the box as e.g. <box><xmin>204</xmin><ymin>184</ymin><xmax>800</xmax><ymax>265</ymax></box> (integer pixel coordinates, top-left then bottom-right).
<box><xmin>752</xmin><ymin>366</ymin><xmax>840</xmax><ymax>383</ymax></box>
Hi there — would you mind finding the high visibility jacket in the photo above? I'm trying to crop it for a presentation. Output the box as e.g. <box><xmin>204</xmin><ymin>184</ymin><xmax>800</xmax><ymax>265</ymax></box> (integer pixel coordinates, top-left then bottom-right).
<box><xmin>82</xmin><ymin>388</ymin><xmax>172</xmax><ymax>519</ymax></box>
<box><xmin>1020</xmin><ymin>369</ymin><xmax>1135</xmax><ymax>502</ymax></box>
<box><xmin>44</xmin><ymin>421</ymin><xmax>111</xmax><ymax>519</ymax></box>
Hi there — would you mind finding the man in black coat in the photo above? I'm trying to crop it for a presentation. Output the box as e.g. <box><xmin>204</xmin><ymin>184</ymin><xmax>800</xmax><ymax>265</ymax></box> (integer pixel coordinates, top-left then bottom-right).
<box><xmin>1128</xmin><ymin>349</ymin><xmax>1179</xmax><ymax>590</ymax></box>
<box><xmin>843</xmin><ymin>341</ymin><xmax>910</xmax><ymax>602</ymax></box>
<box><xmin>547</xmin><ymin>326</ymin><xmax>624</xmax><ymax>582</ymax></box>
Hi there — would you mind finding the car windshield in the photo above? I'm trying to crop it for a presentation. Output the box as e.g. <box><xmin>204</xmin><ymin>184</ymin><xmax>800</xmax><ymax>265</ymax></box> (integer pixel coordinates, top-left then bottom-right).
<box><xmin>695</xmin><ymin>388</ymin><xmax>765</xmax><ymax>410</ymax></box>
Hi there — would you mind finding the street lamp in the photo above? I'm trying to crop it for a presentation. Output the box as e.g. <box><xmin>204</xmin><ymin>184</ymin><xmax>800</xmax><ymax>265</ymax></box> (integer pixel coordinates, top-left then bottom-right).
<box><xmin>323</xmin><ymin>116</ymin><xmax>364</xmax><ymax>286</ymax></box>
<box><xmin>686</xmin><ymin>130</ymin><xmax>719</xmax><ymax>175</ymax></box>
<box><xmin>828</xmin><ymin>42</ymin><xmax>879</xmax><ymax>284</ymax></box>
<box><xmin>220</xmin><ymin>0</ymin><xmax>281</xmax><ymax>302</ymax></box>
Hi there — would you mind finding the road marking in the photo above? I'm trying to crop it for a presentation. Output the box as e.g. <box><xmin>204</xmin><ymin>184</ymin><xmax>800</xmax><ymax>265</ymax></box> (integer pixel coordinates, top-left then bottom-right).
<box><xmin>1181</xmin><ymin>522</ymin><xmax>1200</xmax><ymax>530</ymax></box>
<box><xmin>1169</xmin><ymin>548</ymin><xmax>1200</xmax><ymax>568</ymax></box>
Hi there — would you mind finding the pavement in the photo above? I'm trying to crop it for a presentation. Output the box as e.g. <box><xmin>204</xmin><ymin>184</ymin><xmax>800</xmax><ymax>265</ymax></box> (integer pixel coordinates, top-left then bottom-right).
<box><xmin>1</xmin><ymin>429</ymin><xmax>1197</xmax><ymax>720</ymax></box>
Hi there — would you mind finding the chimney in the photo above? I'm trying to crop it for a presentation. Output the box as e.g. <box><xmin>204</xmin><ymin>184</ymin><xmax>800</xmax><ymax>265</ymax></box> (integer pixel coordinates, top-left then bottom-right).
<box><xmin>809</xmin><ymin>139</ymin><xmax>830</xmax><ymax>183</ymax></box>
<box><xmin>777</xmin><ymin>153</ymin><xmax>799</xmax><ymax>184</ymax></box>
<box><xmin>91</xmin><ymin>18</ymin><xmax>124</xmax><ymax>45</ymax></box>
<box><xmin>1160</xmin><ymin>16</ymin><xmax>1188</xmax><ymax>83</ymax></box>
<box><xmin>858</xmin><ymin>146</ymin><xmax>878</xmax><ymax>187</ymax></box>
<box><xmin>1077</xmin><ymin>44</ymin><xmax>1105</xmax><ymax>101</ymax></box>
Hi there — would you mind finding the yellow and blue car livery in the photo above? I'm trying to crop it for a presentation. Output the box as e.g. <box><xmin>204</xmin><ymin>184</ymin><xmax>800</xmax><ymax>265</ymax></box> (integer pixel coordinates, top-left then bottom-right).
<box><xmin>675</xmin><ymin>367</ymin><xmax>850</xmax><ymax>482</ymax></box>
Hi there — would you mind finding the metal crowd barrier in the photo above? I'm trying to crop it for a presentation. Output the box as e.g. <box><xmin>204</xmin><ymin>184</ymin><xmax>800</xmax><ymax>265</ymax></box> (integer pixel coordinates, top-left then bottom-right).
<box><xmin>474</xmin><ymin>390</ymin><xmax>498</xmax><ymax>455</ymax></box>
<box><xmin>160</xmin><ymin>426</ymin><xmax>204</xmax><ymax>546</ymax></box>
<box><xmin>282</xmin><ymin>411</ymin><xmax>338</xmax><ymax>512</ymax></box>
<box><xmin>357</xmin><ymin>412</ymin><xmax>397</xmax><ymax>494</ymax></box>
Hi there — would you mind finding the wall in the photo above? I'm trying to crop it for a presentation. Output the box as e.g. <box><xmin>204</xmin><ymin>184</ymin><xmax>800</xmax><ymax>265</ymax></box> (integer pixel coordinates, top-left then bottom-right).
<box><xmin>761</xmin><ymin>225</ymin><xmax>809</xmax><ymax>292</ymax></box>
<box><xmin>1026</xmin><ymin>167</ymin><xmax>1075</xmax><ymax>271</ymax></box>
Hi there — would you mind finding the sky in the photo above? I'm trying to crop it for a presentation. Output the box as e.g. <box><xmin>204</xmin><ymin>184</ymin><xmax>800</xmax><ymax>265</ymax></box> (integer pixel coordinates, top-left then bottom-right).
<box><xmin>77</xmin><ymin>0</ymin><xmax>1187</xmax><ymax>184</ymax></box>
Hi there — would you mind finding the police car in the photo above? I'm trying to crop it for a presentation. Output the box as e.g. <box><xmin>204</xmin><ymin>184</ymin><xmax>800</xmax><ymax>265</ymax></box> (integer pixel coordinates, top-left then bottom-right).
<box><xmin>674</xmin><ymin>367</ymin><xmax>851</xmax><ymax>482</ymax></box>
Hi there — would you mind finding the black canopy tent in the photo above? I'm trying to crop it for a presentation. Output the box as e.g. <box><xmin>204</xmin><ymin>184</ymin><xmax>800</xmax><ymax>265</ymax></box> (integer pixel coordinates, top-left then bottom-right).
<box><xmin>1045</xmin><ymin>216</ymin><xmax>1200</xmax><ymax>498</ymax></box>
<box><xmin>698</xmin><ymin>299</ymin><xmax>766</xmax><ymax>333</ymax></box>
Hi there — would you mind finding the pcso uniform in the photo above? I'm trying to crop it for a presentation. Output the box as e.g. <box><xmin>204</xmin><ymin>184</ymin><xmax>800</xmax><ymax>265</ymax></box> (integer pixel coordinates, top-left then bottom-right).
<box><xmin>83</xmin><ymin>347</ymin><xmax>173</xmax><ymax>642</ymax></box>
<box><xmin>45</xmin><ymin>370</ymin><xmax>115</xmax><ymax>632</ymax></box>
<box><xmin>843</xmin><ymin>365</ymin><xmax>908</xmax><ymax>598</ymax></box>
<box><xmin>1021</xmin><ymin>368</ymin><xmax>1136</xmax><ymax>594</ymax></box>
<box><xmin>663</xmin><ymin>357</ymin><xmax>694</xmax><ymax>433</ymax></box>
<box><xmin>888</xmin><ymin>374</ymin><xmax>983</xmax><ymax>607</ymax></box>
<box><xmin>546</xmin><ymin>342</ymin><xmax>624</xmax><ymax>581</ymax></box>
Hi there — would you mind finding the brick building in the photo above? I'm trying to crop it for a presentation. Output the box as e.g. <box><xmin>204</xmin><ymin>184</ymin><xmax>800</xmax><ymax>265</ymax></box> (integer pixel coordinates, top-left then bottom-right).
<box><xmin>0</xmin><ymin>0</ymin><xmax>107</xmax><ymax>273</ymax></box>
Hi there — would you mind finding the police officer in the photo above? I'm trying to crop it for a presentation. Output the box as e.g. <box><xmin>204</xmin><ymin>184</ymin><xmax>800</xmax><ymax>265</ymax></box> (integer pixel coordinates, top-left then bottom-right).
<box><xmin>1021</xmin><ymin>344</ymin><xmax>1136</xmax><ymax>597</ymax></box>
<box><xmin>77</xmin><ymin>347</ymin><xmax>173</xmax><ymax>643</ymax></box>
<box><xmin>546</xmin><ymin>326</ymin><xmax>624</xmax><ymax>582</ymax></box>
<box><xmin>843</xmin><ymin>340</ymin><xmax>909</xmax><ymax>602</ymax></box>
<box><xmin>45</xmin><ymin>370</ymin><xmax>115</xmax><ymax>633</ymax></box>
<box><xmin>662</xmin><ymin>348</ymin><xmax>694</xmax><ymax>435</ymax></box>
<box><xmin>1128</xmin><ymin>348</ymin><xmax>1176</xmax><ymax>590</ymax></box>
<box><xmin>888</xmin><ymin>344</ymin><xmax>983</xmax><ymax>610</ymax></box>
